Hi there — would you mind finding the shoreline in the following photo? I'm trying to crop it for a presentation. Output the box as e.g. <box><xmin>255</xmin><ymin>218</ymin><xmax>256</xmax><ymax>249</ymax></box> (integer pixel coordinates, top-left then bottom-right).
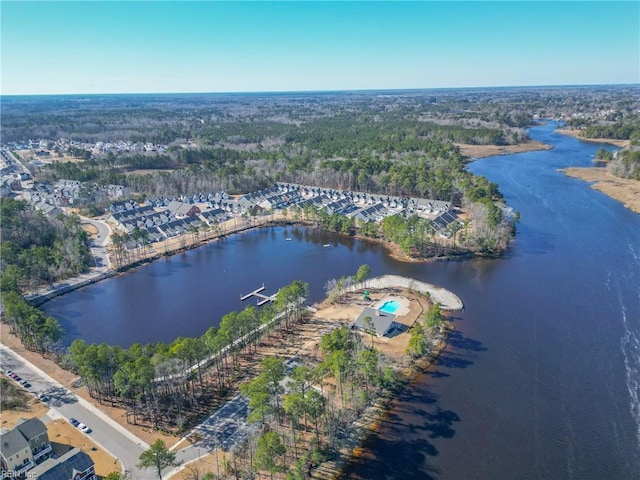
<box><xmin>25</xmin><ymin>216</ymin><xmax>487</xmax><ymax>306</ymax></box>
<box><xmin>455</xmin><ymin>139</ymin><xmax>553</xmax><ymax>160</ymax></box>
<box><xmin>560</xmin><ymin>167</ymin><xmax>640</xmax><ymax>214</ymax></box>
<box><xmin>1</xmin><ymin>275</ymin><xmax>462</xmax><ymax>479</ymax></box>
<box><xmin>554</xmin><ymin>128</ymin><xmax>631</xmax><ymax>148</ymax></box>
<box><xmin>316</xmin><ymin>318</ymin><xmax>454</xmax><ymax>480</ymax></box>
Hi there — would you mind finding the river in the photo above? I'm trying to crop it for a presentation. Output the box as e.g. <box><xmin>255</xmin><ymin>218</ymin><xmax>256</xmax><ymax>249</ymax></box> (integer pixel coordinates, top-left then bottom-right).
<box><xmin>42</xmin><ymin>121</ymin><xmax>640</xmax><ymax>479</ymax></box>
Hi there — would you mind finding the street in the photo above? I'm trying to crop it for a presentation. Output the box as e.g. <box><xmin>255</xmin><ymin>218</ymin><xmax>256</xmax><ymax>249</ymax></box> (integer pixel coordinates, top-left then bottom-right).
<box><xmin>0</xmin><ymin>344</ymin><xmax>155</xmax><ymax>479</ymax></box>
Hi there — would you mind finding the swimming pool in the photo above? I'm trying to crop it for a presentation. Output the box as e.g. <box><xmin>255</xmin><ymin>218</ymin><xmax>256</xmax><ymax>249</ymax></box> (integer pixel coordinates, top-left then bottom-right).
<box><xmin>378</xmin><ymin>300</ymin><xmax>400</xmax><ymax>314</ymax></box>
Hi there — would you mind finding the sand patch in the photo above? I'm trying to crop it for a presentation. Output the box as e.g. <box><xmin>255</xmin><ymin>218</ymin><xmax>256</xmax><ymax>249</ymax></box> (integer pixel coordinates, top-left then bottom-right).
<box><xmin>562</xmin><ymin>167</ymin><xmax>640</xmax><ymax>214</ymax></box>
<box><xmin>455</xmin><ymin>140</ymin><xmax>552</xmax><ymax>159</ymax></box>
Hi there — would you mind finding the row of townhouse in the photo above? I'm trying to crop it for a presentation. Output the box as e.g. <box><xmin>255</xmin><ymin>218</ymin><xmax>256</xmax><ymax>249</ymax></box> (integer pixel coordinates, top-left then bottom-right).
<box><xmin>274</xmin><ymin>182</ymin><xmax>459</xmax><ymax>231</ymax></box>
<box><xmin>17</xmin><ymin>180</ymin><xmax>128</xmax><ymax>212</ymax></box>
<box><xmin>235</xmin><ymin>185</ymin><xmax>308</xmax><ymax>213</ymax></box>
<box><xmin>108</xmin><ymin>200</ymin><xmax>231</xmax><ymax>249</ymax></box>
<box><xmin>0</xmin><ymin>418</ymin><xmax>95</xmax><ymax>480</ymax></box>
<box><xmin>108</xmin><ymin>182</ymin><xmax>461</xmax><ymax>248</ymax></box>
<box><xmin>276</xmin><ymin>182</ymin><xmax>451</xmax><ymax>214</ymax></box>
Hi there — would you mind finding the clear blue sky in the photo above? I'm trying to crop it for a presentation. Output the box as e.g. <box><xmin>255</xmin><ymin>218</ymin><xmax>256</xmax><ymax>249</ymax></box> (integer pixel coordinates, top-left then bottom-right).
<box><xmin>1</xmin><ymin>1</ymin><xmax>638</xmax><ymax>95</ymax></box>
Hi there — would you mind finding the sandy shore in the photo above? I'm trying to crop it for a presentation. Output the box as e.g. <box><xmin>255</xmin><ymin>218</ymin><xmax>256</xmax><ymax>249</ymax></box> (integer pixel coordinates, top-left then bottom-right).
<box><xmin>455</xmin><ymin>140</ymin><xmax>553</xmax><ymax>159</ymax></box>
<box><xmin>555</xmin><ymin>128</ymin><xmax>631</xmax><ymax>148</ymax></box>
<box><xmin>347</xmin><ymin>275</ymin><xmax>463</xmax><ymax>311</ymax></box>
<box><xmin>561</xmin><ymin>167</ymin><xmax>640</xmax><ymax>214</ymax></box>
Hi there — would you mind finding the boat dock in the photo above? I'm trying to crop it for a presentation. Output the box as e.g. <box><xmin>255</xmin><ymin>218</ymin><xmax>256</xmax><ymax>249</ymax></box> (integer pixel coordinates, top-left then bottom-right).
<box><xmin>241</xmin><ymin>284</ymin><xmax>277</xmax><ymax>306</ymax></box>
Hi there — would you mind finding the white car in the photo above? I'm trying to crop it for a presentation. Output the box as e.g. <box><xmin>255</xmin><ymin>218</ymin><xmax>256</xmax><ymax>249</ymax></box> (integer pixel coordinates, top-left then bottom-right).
<box><xmin>77</xmin><ymin>423</ymin><xmax>92</xmax><ymax>434</ymax></box>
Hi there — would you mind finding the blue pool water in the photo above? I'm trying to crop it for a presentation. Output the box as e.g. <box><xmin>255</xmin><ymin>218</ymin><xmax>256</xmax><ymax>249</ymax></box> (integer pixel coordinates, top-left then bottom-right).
<box><xmin>379</xmin><ymin>300</ymin><xmax>400</xmax><ymax>314</ymax></box>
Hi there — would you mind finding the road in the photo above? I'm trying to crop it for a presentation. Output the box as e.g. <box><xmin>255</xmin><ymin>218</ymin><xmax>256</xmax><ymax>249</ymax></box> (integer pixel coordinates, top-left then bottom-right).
<box><xmin>0</xmin><ymin>344</ymin><xmax>156</xmax><ymax>479</ymax></box>
<box><xmin>165</xmin><ymin>394</ymin><xmax>257</xmax><ymax>478</ymax></box>
<box><xmin>78</xmin><ymin>215</ymin><xmax>112</xmax><ymax>271</ymax></box>
<box><xmin>23</xmin><ymin>216</ymin><xmax>113</xmax><ymax>303</ymax></box>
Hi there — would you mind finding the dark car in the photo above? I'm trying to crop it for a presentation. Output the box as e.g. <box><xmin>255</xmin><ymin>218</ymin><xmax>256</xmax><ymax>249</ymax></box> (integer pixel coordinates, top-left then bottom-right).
<box><xmin>23</xmin><ymin>382</ymin><xmax>31</xmax><ymax>389</ymax></box>
<box><xmin>69</xmin><ymin>418</ymin><xmax>80</xmax><ymax>427</ymax></box>
<box><xmin>13</xmin><ymin>375</ymin><xmax>21</xmax><ymax>382</ymax></box>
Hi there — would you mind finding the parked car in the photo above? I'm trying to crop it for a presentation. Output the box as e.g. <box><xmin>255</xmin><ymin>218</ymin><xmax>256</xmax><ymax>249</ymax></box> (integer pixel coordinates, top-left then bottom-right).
<box><xmin>23</xmin><ymin>382</ymin><xmax>31</xmax><ymax>389</ymax></box>
<box><xmin>13</xmin><ymin>375</ymin><xmax>21</xmax><ymax>382</ymax></box>
<box><xmin>78</xmin><ymin>423</ymin><xmax>91</xmax><ymax>434</ymax></box>
<box><xmin>10</xmin><ymin>373</ymin><xmax>18</xmax><ymax>379</ymax></box>
<box><xmin>6</xmin><ymin>369</ymin><xmax>12</xmax><ymax>376</ymax></box>
<box><xmin>38</xmin><ymin>393</ymin><xmax>49</xmax><ymax>402</ymax></box>
<box><xmin>69</xmin><ymin>418</ymin><xmax>79</xmax><ymax>427</ymax></box>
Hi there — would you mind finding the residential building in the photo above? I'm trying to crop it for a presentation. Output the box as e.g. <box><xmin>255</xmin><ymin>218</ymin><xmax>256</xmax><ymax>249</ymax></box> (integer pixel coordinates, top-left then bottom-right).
<box><xmin>29</xmin><ymin>448</ymin><xmax>96</xmax><ymax>480</ymax></box>
<box><xmin>0</xmin><ymin>418</ymin><xmax>52</xmax><ymax>479</ymax></box>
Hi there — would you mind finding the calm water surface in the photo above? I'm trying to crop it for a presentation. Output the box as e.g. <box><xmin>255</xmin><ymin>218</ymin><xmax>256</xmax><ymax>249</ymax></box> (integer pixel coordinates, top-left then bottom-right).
<box><xmin>43</xmin><ymin>122</ymin><xmax>640</xmax><ymax>479</ymax></box>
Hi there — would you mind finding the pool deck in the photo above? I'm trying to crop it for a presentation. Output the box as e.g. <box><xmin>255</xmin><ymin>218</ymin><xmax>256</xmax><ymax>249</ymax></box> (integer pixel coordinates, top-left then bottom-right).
<box><xmin>374</xmin><ymin>295</ymin><xmax>411</xmax><ymax>316</ymax></box>
<box><xmin>352</xmin><ymin>274</ymin><xmax>463</xmax><ymax>311</ymax></box>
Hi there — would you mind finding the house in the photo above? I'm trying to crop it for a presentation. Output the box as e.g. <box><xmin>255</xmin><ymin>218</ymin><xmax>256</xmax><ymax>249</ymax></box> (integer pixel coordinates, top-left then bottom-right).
<box><xmin>324</xmin><ymin>198</ymin><xmax>352</xmax><ymax>215</ymax></box>
<box><xmin>1</xmin><ymin>428</ymin><xmax>34</xmax><ymax>477</ymax></box>
<box><xmin>350</xmin><ymin>203</ymin><xmax>388</xmax><ymax>223</ymax></box>
<box><xmin>200</xmin><ymin>209</ymin><xmax>228</xmax><ymax>225</ymax></box>
<box><xmin>0</xmin><ymin>418</ymin><xmax>52</xmax><ymax>478</ymax></box>
<box><xmin>408</xmin><ymin>198</ymin><xmax>451</xmax><ymax>214</ymax></box>
<box><xmin>14</xmin><ymin>418</ymin><xmax>51</xmax><ymax>464</ymax></box>
<box><xmin>29</xmin><ymin>448</ymin><xmax>96</xmax><ymax>480</ymax></box>
<box><xmin>167</xmin><ymin>200</ymin><xmax>201</xmax><ymax>218</ymax></box>
<box><xmin>352</xmin><ymin>307</ymin><xmax>395</xmax><ymax>337</ymax></box>
<box><xmin>34</xmin><ymin>202</ymin><xmax>61</xmax><ymax>219</ymax></box>
<box><xmin>431</xmin><ymin>210</ymin><xmax>460</xmax><ymax>234</ymax></box>
<box><xmin>109</xmin><ymin>199</ymin><xmax>137</xmax><ymax>213</ymax></box>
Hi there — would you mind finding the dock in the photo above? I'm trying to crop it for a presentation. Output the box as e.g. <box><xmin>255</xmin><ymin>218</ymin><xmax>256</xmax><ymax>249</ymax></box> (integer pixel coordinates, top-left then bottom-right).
<box><xmin>241</xmin><ymin>284</ymin><xmax>277</xmax><ymax>306</ymax></box>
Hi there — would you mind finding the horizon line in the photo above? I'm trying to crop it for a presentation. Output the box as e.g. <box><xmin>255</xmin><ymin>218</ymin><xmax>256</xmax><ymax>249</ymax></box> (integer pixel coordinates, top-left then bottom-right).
<box><xmin>2</xmin><ymin>82</ymin><xmax>638</xmax><ymax>98</ymax></box>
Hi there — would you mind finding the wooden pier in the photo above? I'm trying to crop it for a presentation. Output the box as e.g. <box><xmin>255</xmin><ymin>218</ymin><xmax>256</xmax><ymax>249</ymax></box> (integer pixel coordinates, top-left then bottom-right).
<box><xmin>241</xmin><ymin>284</ymin><xmax>277</xmax><ymax>305</ymax></box>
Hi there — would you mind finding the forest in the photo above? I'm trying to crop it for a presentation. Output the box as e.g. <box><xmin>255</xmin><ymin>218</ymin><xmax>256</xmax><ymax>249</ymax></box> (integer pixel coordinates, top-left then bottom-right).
<box><xmin>0</xmin><ymin>198</ymin><xmax>92</xmax><ymax>357</ymax></box>
<box><xmin>62</xmin><ymin>281</ymin><xmax>310</xmax><ymax>432</ymax></box>
<box><xmin>209</xmin><ymin>292</ymin><xmax>446</xmax><ymax>479</ymax></box>
<box><xmin>0</xmin><ymin>198</ymin><xmax>92</xmax><ymax>292</ymax></box>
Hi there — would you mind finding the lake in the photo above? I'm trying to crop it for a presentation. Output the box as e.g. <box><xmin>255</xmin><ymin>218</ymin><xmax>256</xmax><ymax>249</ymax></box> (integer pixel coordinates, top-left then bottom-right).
<box><xmin>42</xmin><ymin>121</ymin><xmax>640</xmax><ymax>479</ymax></box>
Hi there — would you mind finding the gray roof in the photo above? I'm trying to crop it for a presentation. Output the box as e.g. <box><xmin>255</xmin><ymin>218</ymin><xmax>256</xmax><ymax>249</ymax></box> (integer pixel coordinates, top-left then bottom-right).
<box><xmin>15</xmin><ymin>418</ymin><xmax>47</xmax><ymax>442</ymax></box>
<box><xmin>353</xmin><ymin>307</ymin><xmax>395</xmax><ymax>336</ymax></box>
<box><xmin>0</xmin><ymin>428</ymin><xmax>29</xmax><ymax>459</ymax></box>
<box><xmin>30</xmin><ymin>447</ymin><xmax>94</xmax><ymax>480</ymax></box>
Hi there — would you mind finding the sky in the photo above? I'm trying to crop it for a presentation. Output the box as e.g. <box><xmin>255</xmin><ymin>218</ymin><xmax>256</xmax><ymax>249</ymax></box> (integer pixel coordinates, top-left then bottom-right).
<box><xmin>1</xmin><ymin>1</ymin><xmax>638</xmax><ymax>95</ymax></box>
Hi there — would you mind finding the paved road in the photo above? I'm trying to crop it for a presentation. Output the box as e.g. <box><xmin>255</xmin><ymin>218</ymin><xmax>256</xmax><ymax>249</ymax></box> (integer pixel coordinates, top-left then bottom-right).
<box><xmin>24</xmin><ymin>216</ymin><xmax>114</xmax><ymax>303</ymax></box>
<box><xmin>165</xmin><ymin>393</ymin><xmax>257</xmax><ymax>478</ymax></box>
<box><xmin>0</xmin><ymin>345</ymin><xmax>155</xmax><ymax>479</ymax></box>
<box><xmin>78</xmin><ymin>215</ymin><xmax>112</xmax><ymax>271</ymax></box>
